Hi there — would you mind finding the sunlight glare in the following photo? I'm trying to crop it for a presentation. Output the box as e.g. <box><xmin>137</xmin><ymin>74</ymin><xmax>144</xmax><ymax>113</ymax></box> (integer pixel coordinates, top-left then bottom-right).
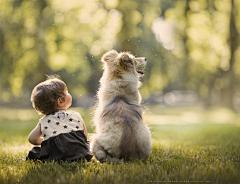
<box><xmin>152</xmin><ymin>17</ymin><xmax>175</xmax><ymax>50</ymax></box>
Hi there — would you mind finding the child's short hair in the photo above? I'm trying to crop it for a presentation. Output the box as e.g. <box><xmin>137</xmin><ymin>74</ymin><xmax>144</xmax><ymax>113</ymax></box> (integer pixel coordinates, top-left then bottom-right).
<box><xmin>31</xmin><ymin>78</ymin><xmax>67</xmax><ymax>115</ymax></box>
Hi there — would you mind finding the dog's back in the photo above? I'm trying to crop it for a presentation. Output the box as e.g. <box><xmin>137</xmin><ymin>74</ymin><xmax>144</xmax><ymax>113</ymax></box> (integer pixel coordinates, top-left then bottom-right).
<box><xmin>102</xmin><ymin>95</ymin><xmax>143</xmax><ymax>159</ymax></box>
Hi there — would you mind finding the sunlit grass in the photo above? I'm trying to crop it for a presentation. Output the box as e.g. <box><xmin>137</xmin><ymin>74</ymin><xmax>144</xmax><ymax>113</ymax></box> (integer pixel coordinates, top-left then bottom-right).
<box><xmin>145</xmin><ymin>106</ymin><xmax>240</xmax><ymax>125</ymax></box>
<box><xmin>0</xmin><ymin>106</ymin><xmax>240</xmax><ymax>184</ymax></box>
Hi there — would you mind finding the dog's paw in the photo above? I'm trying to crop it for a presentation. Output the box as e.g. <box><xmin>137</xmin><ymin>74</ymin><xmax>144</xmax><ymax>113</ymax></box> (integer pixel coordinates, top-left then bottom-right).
<box><xmin>94</xmin><ymin>150</ymin><xmax>107</xmax><ymax>163</ymax></box>
<box><xmin>106</xmin><ymin>154</ymin><xmax>121</xmax><ymax>163</ymax></box>
<box><xmin>101</xmin><ymin>50</ymin><xmax>118</xmax><ymax>63</ymax></box>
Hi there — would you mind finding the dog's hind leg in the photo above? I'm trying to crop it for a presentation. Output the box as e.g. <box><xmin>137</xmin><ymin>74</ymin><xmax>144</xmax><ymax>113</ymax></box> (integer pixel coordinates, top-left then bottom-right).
<box><xmin>92</xmin><ymin>138</ymin><xmax>108</xmax><ymax>163</ymax></box>
<box><xmin>92</xmin><ymin>137</ymin><xmax>122</xmax><ymax>163</ymax></box>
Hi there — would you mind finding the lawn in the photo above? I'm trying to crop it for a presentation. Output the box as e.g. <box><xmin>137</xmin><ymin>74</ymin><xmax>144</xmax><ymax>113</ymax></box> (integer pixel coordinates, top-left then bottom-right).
<box><xmin>0</xmin><ymin>106</ymin><xmax>240</xmax><ymax>184</ymax></box>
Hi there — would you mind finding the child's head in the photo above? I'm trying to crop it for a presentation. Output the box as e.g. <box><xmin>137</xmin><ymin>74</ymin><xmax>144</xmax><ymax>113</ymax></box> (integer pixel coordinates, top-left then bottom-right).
<box><xmin>31</xmin><ymin>78</ymin><xmax>72</xmax><ymax>115</ymax></box>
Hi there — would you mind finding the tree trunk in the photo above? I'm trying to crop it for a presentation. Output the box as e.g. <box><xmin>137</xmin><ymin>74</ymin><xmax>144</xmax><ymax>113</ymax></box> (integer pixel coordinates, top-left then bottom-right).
<box><xmin>221</xmin><ymin>0</ymin><xmax>238</xmax><ymax>109</ymax></box>
<box><xmin>37</xmin><ymin>0</ymin><xmax>49</xmax><ymax>81</ymax></box>
<box><xmin>180</xmin><ymin>0</ymin><xmax>190</xmax><ymax>90</ymax></box>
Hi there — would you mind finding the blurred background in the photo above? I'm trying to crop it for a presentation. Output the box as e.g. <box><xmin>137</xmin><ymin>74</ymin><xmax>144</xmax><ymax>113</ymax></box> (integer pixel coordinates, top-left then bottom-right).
<box><xmin>1</xmin><ymin>3</ymin><xmax>240</xmax><ymax>181</ymax></box>
<box><xmin>0</xmin><ymin>0</ymin><xmax>240</xmax><ymax>111</ymax></box>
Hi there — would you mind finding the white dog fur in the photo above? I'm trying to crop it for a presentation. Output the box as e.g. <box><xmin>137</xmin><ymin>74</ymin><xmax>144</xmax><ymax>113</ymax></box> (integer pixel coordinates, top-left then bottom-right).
<box><xmin>91</xmin><ymin>50</ymin><xmax>151</xmax><ymax>162</ymax></box>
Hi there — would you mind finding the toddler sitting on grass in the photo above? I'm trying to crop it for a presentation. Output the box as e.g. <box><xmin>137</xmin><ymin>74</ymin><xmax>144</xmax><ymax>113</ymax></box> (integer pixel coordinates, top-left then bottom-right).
<box><xmin>26</xmin><ymin>77</ymin><xmax>92</xmax><ymax>162</ymax></box>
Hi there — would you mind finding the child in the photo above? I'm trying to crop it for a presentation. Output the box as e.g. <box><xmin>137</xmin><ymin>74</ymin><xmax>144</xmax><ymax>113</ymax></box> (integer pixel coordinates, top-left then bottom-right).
<box><xmin>26</xmin><ymin>77</ymin><xmax>93</xmax><ymax>162</ymax></box>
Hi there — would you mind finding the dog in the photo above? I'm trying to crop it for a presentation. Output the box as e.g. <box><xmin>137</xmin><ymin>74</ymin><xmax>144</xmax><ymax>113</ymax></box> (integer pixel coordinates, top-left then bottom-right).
<box><xmin>91</xmin><ymin>50</ymin><xmax>151</xmax><ymax>163</ymax></box>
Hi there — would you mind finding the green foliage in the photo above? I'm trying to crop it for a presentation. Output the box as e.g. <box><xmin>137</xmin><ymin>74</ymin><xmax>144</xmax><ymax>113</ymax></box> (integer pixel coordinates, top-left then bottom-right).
<box><xmin>0</xmin><ymin>107</ymin><xmax>240</xmax><ymax>183</ymax></box>
<box><xmin>0</xmin><ymin>0</ymin><xmax>240</xmax><ymax>108</ymax></box>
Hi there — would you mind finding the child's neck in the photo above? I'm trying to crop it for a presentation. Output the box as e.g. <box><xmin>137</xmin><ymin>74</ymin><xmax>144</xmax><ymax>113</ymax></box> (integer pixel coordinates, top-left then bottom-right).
<box><xmin>58</xmin><ymin>108</ymin><xmax>67</xmax><ymax>111</ymax></box>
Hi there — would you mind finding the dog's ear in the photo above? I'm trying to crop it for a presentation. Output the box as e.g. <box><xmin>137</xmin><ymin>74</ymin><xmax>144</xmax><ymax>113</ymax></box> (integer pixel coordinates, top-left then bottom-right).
<box><xmin>102</xmin><ymin>50</ymin><xmax>118</xmax><ymax>63</ymax></box>
<box><xmin>120</xmin><ymin>54</ymin><xmax>131</xmax><ymax>64</ymax></box>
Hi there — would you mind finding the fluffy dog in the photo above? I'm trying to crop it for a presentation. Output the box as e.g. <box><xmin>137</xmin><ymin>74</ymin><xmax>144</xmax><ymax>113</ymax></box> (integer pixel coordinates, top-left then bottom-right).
<box><xmin>91</xmin><ymin>50</ymin><xmax>151</xmax><ymax>163</ymax></box>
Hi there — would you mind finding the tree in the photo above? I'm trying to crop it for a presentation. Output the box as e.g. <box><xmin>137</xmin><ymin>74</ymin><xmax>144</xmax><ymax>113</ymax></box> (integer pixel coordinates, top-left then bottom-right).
<box><xmin>220</xmin><ymin>0</ymin><xmax>239</xmax><ymax>109</ymax></box>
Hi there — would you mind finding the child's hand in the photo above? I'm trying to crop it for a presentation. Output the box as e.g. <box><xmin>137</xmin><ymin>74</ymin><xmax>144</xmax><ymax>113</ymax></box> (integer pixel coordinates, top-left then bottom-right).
<box><xmin>83</xmin><ymin>122</ymin><xmax>88</xmax><ymax>138</ymax></box>
<box><xmin>28</xmin><ymin>123</ymin><xmax>43</xmax><ymax>145</ymax></box>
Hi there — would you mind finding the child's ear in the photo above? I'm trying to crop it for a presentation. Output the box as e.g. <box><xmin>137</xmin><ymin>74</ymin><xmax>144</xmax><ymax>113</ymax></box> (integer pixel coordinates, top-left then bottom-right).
<box><xmin>57</xmin><ymin>98</ymin><xmax>64</xmax><ymax>107</ymax></box>
<box><xmin>101</xmin><ymin>50</ymin><xmax>118</xmax><ymax>63</ymax></box>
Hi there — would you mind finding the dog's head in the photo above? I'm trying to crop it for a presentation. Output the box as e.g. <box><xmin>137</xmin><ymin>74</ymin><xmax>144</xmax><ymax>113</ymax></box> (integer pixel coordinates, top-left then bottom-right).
<box><xmin>101</xmin><ymin>50</ymin><xmax>147</xmax><ymax>78</ymax></box>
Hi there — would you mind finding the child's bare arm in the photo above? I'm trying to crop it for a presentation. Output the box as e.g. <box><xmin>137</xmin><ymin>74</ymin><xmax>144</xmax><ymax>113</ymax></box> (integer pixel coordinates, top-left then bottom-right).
<box><xmin>28</xmin><ymin>123</ymin><xmax>43</xmax><ymax>145</ymax></box>
<box><xmin>82</xmin><ymin>121</ymin><xmax>88</xmax><ymax>138</ymax></box>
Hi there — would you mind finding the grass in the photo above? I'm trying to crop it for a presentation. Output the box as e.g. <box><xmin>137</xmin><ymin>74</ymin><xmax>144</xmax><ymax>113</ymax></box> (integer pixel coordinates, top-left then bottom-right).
<box><xmin>0</xmin><ymin>106</ymin><xmax>240</xmax><ymax>184</ymax></box>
